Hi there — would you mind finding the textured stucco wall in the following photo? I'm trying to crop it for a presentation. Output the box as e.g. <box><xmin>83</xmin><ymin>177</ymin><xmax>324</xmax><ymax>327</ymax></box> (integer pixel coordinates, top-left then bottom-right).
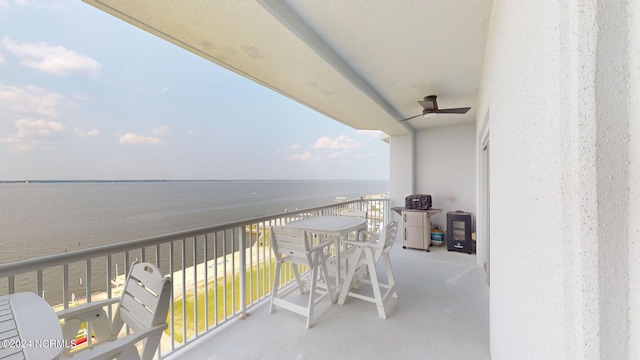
<box><xmin>414</xmin><ymin>123</ymin><xmax>476</xmax><ymax>230</ymax></box>
<box><xmin>480</xmin><ymin>1</ymin><xmax>566</xmax><ymax>358</ymax></box>
<box><xmin>591</xmin><ymin>2</ymin><xmax>634</xmax><ymax>357</ymax></box>
<box><xmin>478</xmin><ymin>0</ymin><xmax>638</xmax><ymax>359</ymax></box>
<box><xmin>628</xmin><ymin>0</ymin><xmax>640</xmax><ymax>357</ymax></box>
<box><xmin>389</xmin><ymin>134</ymin><xmax>414</xmax><ymax>210</ymax></box>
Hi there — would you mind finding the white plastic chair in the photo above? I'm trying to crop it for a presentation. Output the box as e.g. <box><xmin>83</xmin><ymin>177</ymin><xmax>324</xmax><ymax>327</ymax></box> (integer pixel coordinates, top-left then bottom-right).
<box><xmin>338</xmin><ymin>208</ymin><xmax>368</xmax><ymax>246</ymax></box>
<box><xmin>57</xmin><ymin>262</ymin><xmax>172</xmax><ymax>360</ymax></box>
<box><xmin>338</xmin><ymin>221</ymin><xmax>399</xmax><ymax>319</ymax></box>
<box><xmin>269</xmin><ymin>226</ymin><xmax>335</xmax><ymax>328</ymax></box>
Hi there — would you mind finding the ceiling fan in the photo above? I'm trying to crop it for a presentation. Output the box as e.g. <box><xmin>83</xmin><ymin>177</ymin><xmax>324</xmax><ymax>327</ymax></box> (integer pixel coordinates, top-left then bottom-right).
<box><xmin>400</xmin><ymin>95</ymin><xmax>471</xmax><ymax>121</ymax></box>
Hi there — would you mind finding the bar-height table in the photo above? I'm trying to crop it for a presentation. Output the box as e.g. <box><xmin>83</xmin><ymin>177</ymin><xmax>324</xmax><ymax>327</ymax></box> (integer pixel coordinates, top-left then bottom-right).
<box><xmin>0</xmin><ymin>292</ymin><xmax>65</xmax><ymax>360</ymax></box>
<box><xmin>287</xmin><ymin>216</ymin><xmax>368</xmax><ymax>296</ymax></box>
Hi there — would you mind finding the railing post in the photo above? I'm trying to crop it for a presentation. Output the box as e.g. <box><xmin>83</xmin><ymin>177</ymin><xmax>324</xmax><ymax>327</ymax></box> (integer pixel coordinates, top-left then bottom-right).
<box><xmin>213</xmin><ymin>232</ymin><xmax>218</xmax><ymax>326</ymax></box>
<box><xmin>193</xmin><ymin>236</ymin><xmax>198</xmax><ymax>336</ymax></box>
<box><xmin>36</xmin><ymin>270</ymin><xmax>43</xmax><ymax>299</ymax></box>
<box><xmin>85</xmin><ymin>259</ymin><xmax>91</xmax><ymax>303</ymax></box>
<box><xmin>85</xmin><ymin>259</ymin><xmax>93</xmax><ymax>345</ymax></box>
<box><xmin>106</xmin><ymin>255</ymin><xmax>113</xmax><ymax>320</ymax></box>
<box><xmin>106</xmin><ymin>255</ymin><xmax>112</xmax><ymax>299</ymax></box>
<box><xmin>204</xmin><ymin>233</ymin><xmax>209</xmax><ymax>330</ymax></box>
<box><xmin>8</xmin><ymin>276</ymin><xmax>14</xmax><ymax>294</ymax></box>
<box><xmin>238</xmin><ymin>226</ymin><xmax>247</xmax><ymax>319</ymax></box>
<box><xmin>181</xmin><ymin>239</ymin><xmax>186</xmax><ymax>343</ymax></box>
<box><xmin>63</xmin><ymin>265</ymin><xmax>69</xmax><ymax>309</ymax></box>
<box><xmin>169</xmin><ymin>241</ymin><xmax>175</xmax><ymax>351</ymax></box>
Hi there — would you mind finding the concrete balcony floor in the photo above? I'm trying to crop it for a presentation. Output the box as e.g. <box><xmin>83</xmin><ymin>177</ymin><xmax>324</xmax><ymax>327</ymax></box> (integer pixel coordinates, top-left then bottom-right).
<box><xmin>167</xmin><ymin>241</ymin><xmax>490</xmax><ymax>360</ymax></box>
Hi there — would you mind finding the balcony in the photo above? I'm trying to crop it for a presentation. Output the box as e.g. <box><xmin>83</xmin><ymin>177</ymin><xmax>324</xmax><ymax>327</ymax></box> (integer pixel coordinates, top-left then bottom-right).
<box><xmin>0</xmin><ymin>198</ymin><xmax>489</xmax><ymax>359</ymax></box>
<box><xmin>170</xmin><ymin>245</ymin><xmax>489</xmax><ymax>360</ymax></box>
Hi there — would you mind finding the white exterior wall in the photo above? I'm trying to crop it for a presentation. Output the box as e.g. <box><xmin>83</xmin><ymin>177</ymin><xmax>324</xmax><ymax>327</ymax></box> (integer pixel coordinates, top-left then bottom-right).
<box><xmin>478</xmin><ymin>2</ymin><xmax>565</xmax><ymax>358</ymax></box>
<box><xmin>478</xmin><ymin>1</ymin><xmax>640</xmax><ymax>359</ymax></box>
<box><xmin>415</xmin><ymin>123</ymin><xmax>476</xmax><ymax>230</ymax></box>
<box><xmin>389</xmin><ymin>134</ymin><xmax>414</xmax><ymax>210</ymax></box>
<box><xmin>628</xmin><ymin>1</ymin><xmax>640</xmax><ymax>357</ymax></box>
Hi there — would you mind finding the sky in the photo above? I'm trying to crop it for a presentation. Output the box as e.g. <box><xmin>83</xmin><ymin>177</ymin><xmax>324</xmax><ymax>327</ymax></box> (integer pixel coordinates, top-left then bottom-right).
<box><xmin>0</xmin><ymin>1</ymin><xmax>389</xmax><ymax>181</ymax></box>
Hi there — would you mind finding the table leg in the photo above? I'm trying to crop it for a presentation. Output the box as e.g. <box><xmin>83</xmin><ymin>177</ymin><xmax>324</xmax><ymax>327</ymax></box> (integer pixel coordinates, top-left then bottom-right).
<box><xmin>334</xmin><ymin>236</ymin><xmax>342</xmax><ymax>300</ymax></box>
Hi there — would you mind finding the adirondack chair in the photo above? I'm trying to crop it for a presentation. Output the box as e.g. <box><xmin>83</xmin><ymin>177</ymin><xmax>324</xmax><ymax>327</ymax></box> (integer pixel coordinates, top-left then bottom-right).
<box><xmin>57</xmin><ymin>261</ymin><xmax>172</xmax><ymax>360</ymax></box>
<box><xmin>338</xmin><ymin>221</ymin><xmax>399</xmax><ymax>319</ymax></box>
<box><xmin>269</xmin><ymin>226</ymin><xmax>335</xmax><ymax>328</ymax></box>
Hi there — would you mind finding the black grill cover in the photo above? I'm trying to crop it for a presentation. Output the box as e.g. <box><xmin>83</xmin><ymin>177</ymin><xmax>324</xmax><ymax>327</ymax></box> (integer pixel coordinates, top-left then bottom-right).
<box><xmin>405</xmin><ymin>194</ymin><xmax>432</xmax><ymax>210</ymax></box>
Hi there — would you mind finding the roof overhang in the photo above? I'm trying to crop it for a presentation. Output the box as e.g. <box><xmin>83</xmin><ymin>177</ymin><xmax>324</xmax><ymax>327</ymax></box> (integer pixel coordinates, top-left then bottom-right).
<box><xmin>83</xmin><ymin>0</ymin><xmax>492</xmax><ymax>137</ymax></box>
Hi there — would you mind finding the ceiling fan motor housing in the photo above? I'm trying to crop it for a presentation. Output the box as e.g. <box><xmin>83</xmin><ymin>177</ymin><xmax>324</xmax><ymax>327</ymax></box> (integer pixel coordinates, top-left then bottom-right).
<box><xmin>419</xmin><ymin>95</ymin><xmax>438</xmax><ymax>114</ymax></box>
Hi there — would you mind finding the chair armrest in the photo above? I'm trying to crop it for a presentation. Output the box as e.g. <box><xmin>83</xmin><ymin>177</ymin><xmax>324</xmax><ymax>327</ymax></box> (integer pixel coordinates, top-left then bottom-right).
<box><xmin>57</xmin><ymin>298</ymin><xmax>120</xmax><ymax>320</ymax></box>
<box><xmin>67</xmin><ymin>323</ymin><xmax>168</xmax><ymax>360</ymax></box>
<box><xmin>342</xmin><ymin>239</ymin><xmax>380</xmax><ymax>249</ymax></box>
<box><xmin>57</xmin><ymin>298</ymin><xmax>120</xmax><ymax>344</ymax></box>
<box><xmin>358</xmin><ymin>230</ymin><xmax>379</xmax><ymax>241</ymax></box>
<box><xmin>308</xmin><ymin>238</ymin><xmax>335</xmax><ymax>253</ymax></box>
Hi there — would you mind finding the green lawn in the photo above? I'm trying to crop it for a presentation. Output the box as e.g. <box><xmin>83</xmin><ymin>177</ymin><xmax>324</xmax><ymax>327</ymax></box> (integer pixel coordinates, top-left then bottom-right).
<box><xmin>169</xmin><ymin>258</ymin><xmax>300</xmax><ymax>343</ymax></box>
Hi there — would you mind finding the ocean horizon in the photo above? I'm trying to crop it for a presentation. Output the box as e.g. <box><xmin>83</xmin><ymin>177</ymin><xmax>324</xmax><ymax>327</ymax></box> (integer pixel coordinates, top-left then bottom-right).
<box><xmin>0</xmin><ymin>179</ymin><xmax>388</xmax><ymax>264</ymax></box>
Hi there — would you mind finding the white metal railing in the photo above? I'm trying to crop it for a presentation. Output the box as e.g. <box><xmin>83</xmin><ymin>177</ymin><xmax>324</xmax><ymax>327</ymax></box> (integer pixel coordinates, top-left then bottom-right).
<box><xmin>0</xmin><ymin>198</ymin><xmax>389</xmax><ymax>358</ymax></box>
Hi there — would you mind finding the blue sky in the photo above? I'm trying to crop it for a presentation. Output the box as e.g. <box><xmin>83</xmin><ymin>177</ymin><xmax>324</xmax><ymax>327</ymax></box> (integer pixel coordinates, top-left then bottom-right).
<box><xmin>0</xmin><ymin>1</ymin><xmax>389</xmax><ymax>180</ymax></box>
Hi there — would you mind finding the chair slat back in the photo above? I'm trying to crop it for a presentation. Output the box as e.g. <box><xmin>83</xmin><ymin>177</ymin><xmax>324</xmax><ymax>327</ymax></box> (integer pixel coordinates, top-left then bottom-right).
<box><xmin>119</xmin><ymin>293</ymin><xmax>152</xmax><ymax>332</ymax></box>
<box><xmin>382</xmin><ymin>221</ymin><xmax>398</xmax><ymax>254</ymax></box>
<box><xmin>110</xmin><ymin>262</ymin><xmax>172</xmax><ymax>336</ymax></box>
<box><xmin>370</xmin><ymin>221</ymin><xmax>398</xmax><ymax>261</ymax></box>
<box><xmin>271</xmin><ymin>226</ymin><xmax>312</xmax><ymax>265</ymax></box>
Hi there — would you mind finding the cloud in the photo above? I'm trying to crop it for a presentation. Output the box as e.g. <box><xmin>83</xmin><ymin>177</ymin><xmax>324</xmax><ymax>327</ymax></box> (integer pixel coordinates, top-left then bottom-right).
<box><xmin>2</xmin><ymin>36</ymin><xmax>102</xmax><ymax>78</ymax></box>
<box><xmin>0</xmin><ymin>136</ymin><xmax>34</xmax><ymax>153</ymax></box>
<box><xmin>74</xmin><ymin>128</ymin><xmax>98</xmax><ymax>137</ymax></box>
<box><xmin>119</xmin><ymin>132</ymin><xmax>163</xmax><ymax>145</ymax></box>
<box><xmin>14</xmin><ymin>118</ymin><xmax>65</xmax><ymax>138</ymax></box>
<box><xmin>10</xmin><ymin>0</ymin><xmax>62</xmax><ymax>9</ymax></box>
<box><xmin>0</xmin><ymin>84</ymin><xmax>65</xmax><ymax>117</ymax></box>
<box><xmin>1</xmin><ymin>118</ymin><xmax>66</xmax><ymax>153</ymax></box>
<box><xmin>151</xmin><ymin>125</ymin><xmax>168</xmax><ymax>135</ymax></box>
<box><xmin>287</xmin><ymin>151</ymin><xmax>313</xmax><ymax>161</ymax></box>
<box><xmin>356</xmin><ymin>152</ymin><xmax>375</xmax><ymax>158</ymax></box>
<box><xmin>283</xmin><ymin>135</ymin><xmax>365</xmax><ymax>161</ymax></box>
<box><xmin>185</xmin><ymin>129</ymin><xmax>195</xmax><ymax>136</ymax></box>
<box><xmin>313</xmin><ymin>135</ymin><xmax>361</xmax><ymax>151</ymax></box>
<box><xmin>70</xmin><ymin>92</ymin><xmax>89</xmax><ymax>102</ymax></box>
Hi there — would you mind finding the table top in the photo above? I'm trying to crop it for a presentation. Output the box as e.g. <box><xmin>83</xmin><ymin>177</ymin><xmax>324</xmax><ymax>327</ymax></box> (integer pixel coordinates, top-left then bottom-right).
<box><xmin>287</xmin><ymin>216</ymin><xmax>368</xmax><ymax>235</ymax></box>
<box><xmin>391</xmin><ymin>207</ymin><xmax>443</xmax><ymax>216</ymax></box>
<box><xmin>0</xmin><ymin>292</ymin><xmax>64</xmax><ymax>360</ymax></box>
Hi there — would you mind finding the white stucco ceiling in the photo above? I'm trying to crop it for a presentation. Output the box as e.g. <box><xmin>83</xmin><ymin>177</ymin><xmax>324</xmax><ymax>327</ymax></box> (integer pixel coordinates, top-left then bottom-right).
<box><xmin>83</xmin><ymin>0</ymin><xmax>492</xmax><ymax>136</ymax></box>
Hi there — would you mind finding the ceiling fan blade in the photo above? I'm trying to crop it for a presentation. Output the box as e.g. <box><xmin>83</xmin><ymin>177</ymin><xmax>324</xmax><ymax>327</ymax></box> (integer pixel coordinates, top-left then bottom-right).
<box><xmin>437</xmin><ymin>107</ymin><xmax>471</xmax><ymax>114</ymax></box>
<box><xmin>399</xmin><ymin>113</ymin><xmax>422</xmax><ymax>122</ymax></box>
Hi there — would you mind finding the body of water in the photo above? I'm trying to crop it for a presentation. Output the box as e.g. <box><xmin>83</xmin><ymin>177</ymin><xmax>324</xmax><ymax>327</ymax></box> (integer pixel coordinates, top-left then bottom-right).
<box><xmin>0</xmin><ymin>180</ymin><xmax>388</xmax><ymax>264</ymax></box>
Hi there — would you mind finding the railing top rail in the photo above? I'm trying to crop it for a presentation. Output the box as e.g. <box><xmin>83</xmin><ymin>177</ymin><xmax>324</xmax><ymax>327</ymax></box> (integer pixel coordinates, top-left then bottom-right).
<box><xmin>0</xmin><ymin>198</ymin><xmax>388</xmax><ymax>278</ymax></box>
